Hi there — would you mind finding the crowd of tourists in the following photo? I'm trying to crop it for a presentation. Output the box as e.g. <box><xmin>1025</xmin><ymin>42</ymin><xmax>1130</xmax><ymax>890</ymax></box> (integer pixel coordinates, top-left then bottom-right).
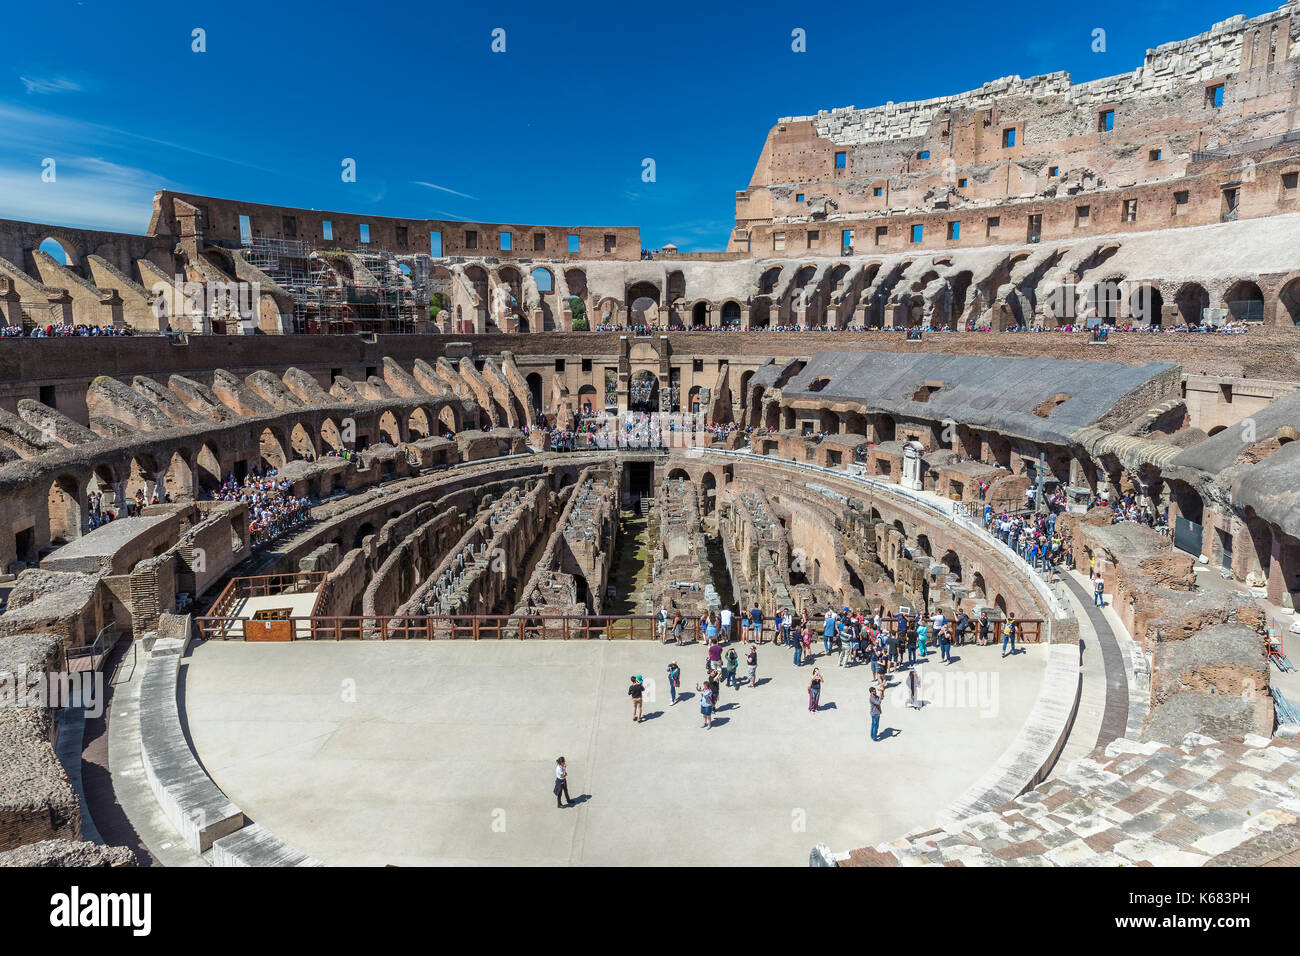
<box><xmin>2</xmin><ymin>323</ymin><xmax>139</xmax><ymax>338</ymax></box>
<box><xmin>208</xmin><ymin>469</ymin><xmax>312</xmax><ymax>546</ymax></box>
<box><xmin>578</xmin><ymin>320</ymin><xmax>1254</xmax><ymax>336</ymax></box>
<box><xmin>649</xmin><ymin>602</ymin><xmax>1021</xmax><ymax>738</ymax></box>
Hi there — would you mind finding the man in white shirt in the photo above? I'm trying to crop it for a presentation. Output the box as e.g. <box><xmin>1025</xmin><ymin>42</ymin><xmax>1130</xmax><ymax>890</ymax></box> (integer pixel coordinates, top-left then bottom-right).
<box><xmin>720</xmin><ymin>606</ymin><xmax>733</xmax><ymax>641</ymax></box>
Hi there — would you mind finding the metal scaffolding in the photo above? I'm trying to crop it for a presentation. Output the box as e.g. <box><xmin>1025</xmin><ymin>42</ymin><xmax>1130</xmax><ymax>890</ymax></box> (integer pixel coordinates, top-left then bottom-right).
<box><xmin>243</xmin><ymin>237</ymin><xmax>429</xmax><ymax>334</ymax></box>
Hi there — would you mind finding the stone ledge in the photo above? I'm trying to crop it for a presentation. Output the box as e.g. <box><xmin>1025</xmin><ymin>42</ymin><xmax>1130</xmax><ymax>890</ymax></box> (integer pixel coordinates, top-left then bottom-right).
<box><xmin>137</xmin><ymin>625</ymin><xmax>244</xmax><ymax>853</ymax></box>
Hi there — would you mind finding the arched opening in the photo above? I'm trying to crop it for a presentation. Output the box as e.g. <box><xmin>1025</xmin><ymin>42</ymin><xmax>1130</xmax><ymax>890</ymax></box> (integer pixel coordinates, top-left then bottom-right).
<box><xmin>877</xmin><ymin>415</ymin><xmax>896</xmax><ymax>442</ymax></box>
<box><xmin>1279</xmin><ymin>278</ymin><xmax>1300</xmax><ymax>325</ymax></box>
<box><xmin>971</xmin><ymin>572</ymin><xmax>987</xmax><ymax>599</ymax></box>
<box><xmin>627</xmin><ymin>281</ymin><xmax>660</xmax><ymax>325</ymax></box>
<box><xmin>438</xmin><ymin>405</ymin><xmax>459</xmax><ymax>436</ymax></box>
<box><xmin>1225</xmin><ymin>280</ymin><xmax>1264</xmax><ymax>323</ymax></box>
<box><xmin>700</xmin><ymin>471</ymin><xmax>717</xmax><ymax>516</ymax></box>
<box><xmin>407</xmin><ymin>407</ymin><xmax>431</xmax><ymax>440</ymax></box>
<box><xmin>750</xmin><ymin>300</ymin><xmax>771</xmax><ymax>328</ymax></box>
<box><xmin>577</xmin><ymin>384</ymin><xmax>598</xmax><ymax>416</ymax></box>
<box><xmin>526</xmin><ymin>373</ymin><xmax>544</xmax><ymax>413</ymax></box>
<box><xmin>87</xmin><ymin>465</ymin><xmax>118</xmax><ymax>519</ymax></box>
<box><xmin>321</xmin><ymin>418</ymin><xmax>346</xmax><ymax>453</ymax></box>
<box><xmin>197</xmin><ymin>443</ymin><xmax>222</xmax><ymax>494</ymax></box>
<box><xmin>1175</xmin><ymin>283</ymin><xmax>1210</xmax><ymax>326</ymax></box>
<box><xmin>629</xmin><ymin>370</ymin><xmax>659</xmax><ymax>413</ymax></box>
<box><xmin>48</xmin><ymin>475</ymin><xmax>81</xmax><ymax>543</ymax></box>
<box><xmin>38</xmin><ymin>237</ymin><xmax>73</xmax><ymax>266</ymax></box>
<box><xmin>691</xmin><ymin>302</ymin><xmax>708</xmax><ymax>328</ymax></box>
<box><xmin>125</xmin><ymin>455</ymin><xmax>159</xmax><ymax>509</ymax></box>
<box><xmin>258</xmin><ymin>427</ymin><xmax>287</xmax><ymax>471</ymax></box>
<box><xmin>915</xmin><ymin>534</ymin><xmax>932</xmax><ymax>558</ymax></box>
<box><xmin>531</xmin><ymin>267</ymin><xmax>553</xmax><ymax>293</ymax></box>
<box><xmin>163</xmin><ymin>449</ymin><xmax>193</xmax><ymax>502</ymax></box>
<box><xmin>720</xmin><ymin>301</ymin><xmax>742</xmax><ymax>327</ymax></box>
<box><xmin>941</xmin><ymin>549</ymin><xmax>962</xmax><ymax>582</ymax></box>
<box><xmin>290</xmin><ymin>422</ymin><xmax>315</xmax><ymax>460</ymax></box>
<box><xmin>1129</xmin><ymin>284</ymin><xmax>1164</xmax><ymax>326</ymax></box>
<box><xmin>353</xmin><ymin>523</ymin><xmax>375</xmax><ymax>551</ymax></box>
<box><xmin>378</xmin><ymin>410</ymin><xmax>402</xmax><ymax>446</ymax></box>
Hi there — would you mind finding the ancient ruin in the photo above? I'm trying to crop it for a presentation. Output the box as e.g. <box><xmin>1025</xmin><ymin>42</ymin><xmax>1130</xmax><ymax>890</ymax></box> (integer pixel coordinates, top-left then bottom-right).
<box><xmin>2</xmin><ymin>3</ymin><xmax>1300</xmax><ymax>873</ymax></box>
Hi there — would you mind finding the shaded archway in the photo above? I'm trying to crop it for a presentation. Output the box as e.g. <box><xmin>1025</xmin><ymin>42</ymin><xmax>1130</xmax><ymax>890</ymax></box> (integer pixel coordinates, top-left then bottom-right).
<box><xmin>1225</xmin><ymin>280</ymin><xmax>1264</xmax><ymax>322</ymax></box>
<box><xmin>48</xmin><ymin>475</ymin><xmax>81</xmax><ymax>543</ymax></box>
<box><xmin>629</xmin><ymin>370</ymin><xmax>659</xmax><ymax>413</ymax></box>
<box><xmin>258</xmin><ymin>427</ymin><xmax>288</xmax><ymax>471</ymax></box>
<box><xmin>377</xmin><ymin>410</ymin><xmax>402</xmax><ymax>446</ymax></box>
<box><xmin>526</xmin><ymin>373</ymin><xmax>543</xmax><ymax>412</ymax></box>
<box><xmin>1175</xmin><ymin>283</ymin><xmax>1209</xmax><ymax>325</ymax></box>
<box><xmin>1279</xmin><ymin>277</ymin><xmax>1300</xmax><ymax>325</ymax></box>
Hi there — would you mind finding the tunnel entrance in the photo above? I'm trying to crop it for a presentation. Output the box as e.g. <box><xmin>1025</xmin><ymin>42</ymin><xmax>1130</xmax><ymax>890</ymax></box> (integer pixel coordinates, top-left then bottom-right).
<box><xmin>626</xmin><ymin>461</ymin><xmax>654</xmax><ymax>502</ymax></box>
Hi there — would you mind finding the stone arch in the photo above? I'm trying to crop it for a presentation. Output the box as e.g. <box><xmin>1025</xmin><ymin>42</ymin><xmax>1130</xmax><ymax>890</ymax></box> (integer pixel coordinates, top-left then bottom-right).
<box><xmin>407</xmin><ymin>406</ymin><xmax>432</xmax><ymax>440</ymax></box>
<box><xmin>126</xmin><ymin>454</ymin><xmax>160</xmax><ymax>506</ymax></box>
<box><xmin>438</xmin><ymin>404</ymin><xmax>460</xmax><ymax>436</ymax></box>
<box><xmin>37</xmin><ymin>236</ymin><xmax>77</xmax><ymax>268</ymax></box>
<box><xmin>290</xmin><ymin>421</ymin><xmax>316</xmax><ymax>460</ymax></box>
<box><xmin>197</xmin><ymin>442</ymin><xmax>222</xmax><ymax>493</ymax></box>
<box><xmin>691</xmin><ymin>301</ymin><xmax>708</xmax><ymax>328</ymax></box>
<box><xmin>971</xmin><ymin>571</ymin><xmax>987</xmax><ymax>599</ymax></box>
<box><xmin>700</xmin><ymin>471</ymin><xmax>717</xmax><ymax>515</ymax></box>
<box><xmin>577</xmin><ymin>384</ymin><xmax>598</xmax><ymax>414</ymax></box>
<box><xmin>941</xmin><ymin>548</ymin><xmax>962</xmax><ymax>581</ymax></box>
<box><xmin>1279</xmin><ymin>276</ymin><xmax>1300</xmax><ymax>325</ymax></box>
<box><xmin>750</xmin><ymin>299</ymin><xmax>771</xmax><ymax>328</ymax></box>
<box><xmin>87</xmin><ymin>464</ymin><xmax>119</xmax><ymax>515</ymax></box>
<box><xmin>720</xmin><ymin>300</ymin><xmax>742</xmax><ymax>326</ymax></box>
<box><xmin>915</xmin><ymin>533</ymin><xmax>933</xmax><ymax>558</ymax></box>
<box><xmin>739</xmin><ymin>370</ymin><xmax>755</xmax><ymax>411</ymax></box>
<box><xmin>1175</xmin><ymin>283</ymin><xmax>1209</xmax><ymax>325</ymax></box>
<box><xmin>526</xmin><ymin>372</ymin><xmax>544</xmax><ymax>413</ymax></box>
<box><xmin>1224</xmin><ymin>280</ymin><xmax>1264</xmax><ymax>322</ymax></box>
<box><xmin>1126</xmin><ymin>283</ymin><xmax>1162</xmax><ymax>325</ymax></box>
<box><xmin>597</xmin><ymin>296</ymin><xmax>621</xmax><ymax>326</ymax></box>
<box><xmin>321</xmin><ymin>417</ymin><xmax>346</xmax><ymax>453</ymax></box>
<box><xmin>378</xmin><ymin>410</ymin><xmax>402</xmax><ymax>446</ymax></box>
<box><xmin>48</xmin><ymin>474</ymin><xmax>82</xmax><ymax>543</ymax></box>
<box><xmin>163</xmin><ymin>448</ymin><xmax>194</xmax><ymax>501</ymax></box>
<box><xmin>629</xmin><ymin>369</ymin><xmax>659</xmax><ymax>413</ymax></box>
<box><xmin>258</xmin><ymin>426</ymin><xmax>288</xmax><ymax>471</ymax></box>
<box><xmin>531</xmin><ymin>267</ymin><xmax>554</xmax><ymax>293</ymax></box>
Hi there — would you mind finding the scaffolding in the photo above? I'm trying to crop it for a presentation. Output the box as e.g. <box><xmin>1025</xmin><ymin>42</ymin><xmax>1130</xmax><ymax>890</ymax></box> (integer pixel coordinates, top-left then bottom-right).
<box><xmin>243</xmin><ymin>237</ymin><xmax>430</xmax><ymax>334</ymax></box>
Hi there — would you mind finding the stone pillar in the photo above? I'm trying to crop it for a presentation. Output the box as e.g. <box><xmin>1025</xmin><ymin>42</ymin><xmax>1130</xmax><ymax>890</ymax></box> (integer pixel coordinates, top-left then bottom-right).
<box><xmin>902</xmin><ymin>441</ymin><xmax>924</xmax><ymax>491</ymax></box>
<box><xmin>1268</xmin><ymin>527</ymin><xmax>1286</xmax><ymax>606</ymax></box>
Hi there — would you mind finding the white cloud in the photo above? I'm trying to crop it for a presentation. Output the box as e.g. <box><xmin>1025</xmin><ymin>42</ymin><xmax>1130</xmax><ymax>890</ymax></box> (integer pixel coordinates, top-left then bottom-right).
<box><xmin>0</xmin><ymin>156</ymin><xmax>172</xmax><ymax>233</ymax></box>
<box><xmin>19</xmin><ymin>76</ymin><xmax>82</xmax><ymax>95</ymax></box>
<box><xmin>413</xmin><ymin>180</ymin><xmax>476</xmax><ymax>201</ymax></box>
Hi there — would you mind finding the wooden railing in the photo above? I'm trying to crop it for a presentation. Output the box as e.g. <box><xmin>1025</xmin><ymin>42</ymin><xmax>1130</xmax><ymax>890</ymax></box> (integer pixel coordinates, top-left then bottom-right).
<box><xmin>200</xmin><ymin>570</ymin><xmax>328</xmax><ymax>639</ymax></box>
<box><xmin>195</xmin><ymin>612</ymin><xmax>674</xmax><ymax>642</ymax></box>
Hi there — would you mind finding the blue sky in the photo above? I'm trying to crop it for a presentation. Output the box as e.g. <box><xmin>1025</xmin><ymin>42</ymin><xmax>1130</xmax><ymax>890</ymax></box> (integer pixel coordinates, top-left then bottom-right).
<box><xmin>0</xmin><ymin>0</ymin><xmax>1276</xmax><ymax>251</ymax></box>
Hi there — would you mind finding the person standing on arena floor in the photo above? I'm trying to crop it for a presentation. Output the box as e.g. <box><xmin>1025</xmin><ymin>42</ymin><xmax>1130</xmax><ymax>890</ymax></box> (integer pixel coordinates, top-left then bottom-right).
<box><xmin>666</xmin><ymin>661</ymin><xmax>680</xmax><ymax>705</ymax></box>
<box><xmin>554</xmin><ymin>757</ymin><xmax>573</xmax><ymax>808</ymax></box>
<box><xmin>720</xmin><ymin>605</ymin><xmax>732</xmax><ymax>642</ymax></box>
<box><xmin>808</xmin><ymin>667</ymin><xmax>823</xmax><ymax>714</ymax></box>
<box><xmin>869</xmin><ymin>687</ymin><xmax>883</xmax><ymax>741</ymax></box>
<box><xmin>628</xmin><ymin>675</ymin><xmax>644</xmax><ymax>722</ymax></box>
<box><xmin>746</xmin><ymin>643</ymin><xmax>758</xmax><ymax>687</ymax></box>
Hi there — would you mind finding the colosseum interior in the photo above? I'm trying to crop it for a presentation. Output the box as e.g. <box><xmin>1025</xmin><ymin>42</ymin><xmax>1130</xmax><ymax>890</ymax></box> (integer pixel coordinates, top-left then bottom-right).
<box><xmin>3</xmin><ymin>2</ymin><xmax>1300</xmax><ymax>877</ymax></box>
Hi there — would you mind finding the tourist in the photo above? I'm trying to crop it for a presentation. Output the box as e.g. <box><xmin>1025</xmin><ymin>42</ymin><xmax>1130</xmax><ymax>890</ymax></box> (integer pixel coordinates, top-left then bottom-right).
<box><xmin>822</xmin><ymin>608</ymin><xmax>837</xmax><ymax>655</ymax></box>
<box><xmin>800</xmin><ymin>624</ymin><xmax>814</xmax><ymax>664</ymax></box>
<box><xmin>869</xmin><ymin>687</ymin><xmax>882</xmax><ymax>741</ymax></box>
<box><xmin>720</xmin><ymin>605</ymin><xmax>732</xmax><ymax>641</ymax></box>
<box><xmin>724</xmin><ymin>646</ymin><xmax>740</xmax><ymax>688</ymax></box>
<box><xmin>906</xmin><ymin>666</ymin><xmax>921</xmax><ymax>710</ymax></box>
<box><xmin>808</xmin><ymin>667</ymin><xmax>823</xmax><ymax>714</ymax></box>
<box><xmin>628</xmin><ymin>675</ymin><xmax>644</xmax><ymax>723</ymax></box>
<box><xmin>708</xmin><ymin>638</ymin><xmax>723</xmax><ymax>674</ymax></box>
<box><xmin>978</xmin><ymin>611</ymin><xmax>991</xmax><ymax>646</ymax></box>
<box><xmin>554</xmin><ymin>757</ymin><xmax>573</xmax><ymax>808</ymax></box>
<box><xmin>792</xmin><ymin>627</ymin><xmax>803</xmax><ymax>667</ymax></box>
<box><xmin>749</xmin><ymin>602</ymin><xmax>763</xmax><ymax>642</ymax></box>
<box><xmin>705</xmin><ymin>613</ymin><xmax>719</xmax><ymax>643</ymax></box>
<box><xmin>779</xmin><ymin>607</ymin><xmax>792</xmax><ymax>645</ymax></box>
<box><xmin>656</xmin><ymin>607</ymin><xmax>669</xmax><ymax>643</ymax></box>
<box><xmin>954</xmin><ymin>609</ymin><xmax>971</xmax><ymax>647</ymax></box>
<box><xmin>746</xmin><ymin>643</ymin><xmax>758</xmax><ymax>687</ymax></box>
<box><xmin>708</xmin><ymin>666</ymin><xmax>722</xmax><ymax>710</ymax></box>
<box><xmin>939</xmin><ymin>625</ymin><xmax>952</xmax><ymax>664</ymax></box>
<box><xmin>672</xmin><ymin>611</ymin><xmax>685</xmax><ymax>645</ymax></box>
<box><xmin>1002</xmin><ymin>613</ymin><xmax>1019</xmax><ymax>657</ymax></box>
<box><xmin>666</xmin><ymin>661</ymin><xmax>680</xmax><ymax>705</ymax></box>
<box><xmin>697</xmin><ymin>681</ymin><xmax>714</xmax><ymax>728</ymax></box>
<box><xmin>916</xmin><ymin>619</ymin><xmax>929</xmax><ymax>659</ymax></box>
<box><xmin>1094</xmin><ymin>576</ymin><xmax>1105</xmax><ymax>607</ymax></box>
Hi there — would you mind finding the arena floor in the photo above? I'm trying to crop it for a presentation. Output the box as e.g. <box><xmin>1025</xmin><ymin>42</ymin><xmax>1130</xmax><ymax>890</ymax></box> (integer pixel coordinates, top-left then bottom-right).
<box><xmin>181</xmin><ymin>637</ymin><xmax>1049</xmax><ymax>866</ymax></box>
